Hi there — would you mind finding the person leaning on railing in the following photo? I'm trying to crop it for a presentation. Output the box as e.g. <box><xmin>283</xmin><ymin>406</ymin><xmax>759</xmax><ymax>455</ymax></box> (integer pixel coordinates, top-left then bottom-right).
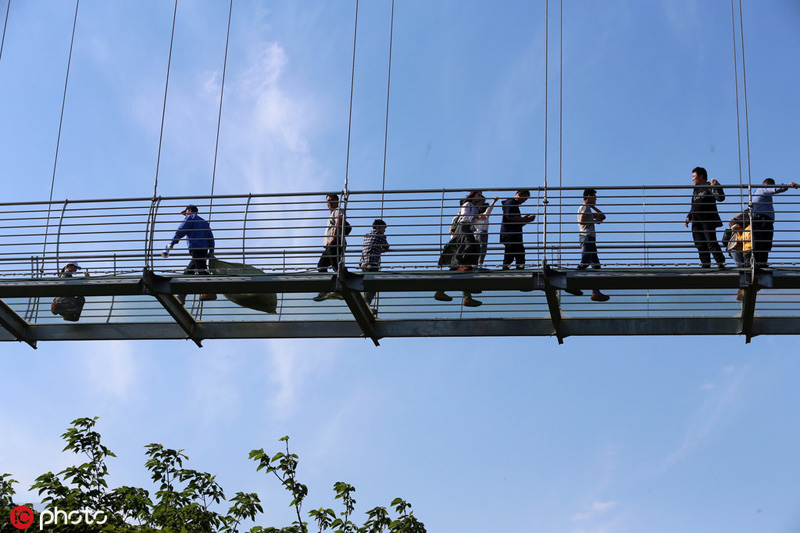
<box><xmin>749</xmin><ymin>178</ymin><xmax>799</xmax><ymax>268</ymax></box>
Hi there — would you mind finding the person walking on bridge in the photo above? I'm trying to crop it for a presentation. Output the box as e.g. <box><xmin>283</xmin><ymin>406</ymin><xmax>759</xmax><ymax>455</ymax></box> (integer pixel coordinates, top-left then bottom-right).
<box><xmin>685</xmin><ymin>166</ymin><xmax>726</xmax><ymax>269</ymax></box>
<box><xmin>314</xmin><ymin>193</ymin><xmax>349</xmax><ymax>302</ymax></box>
<box><xmin>161</xmin><ymin>204</ymin><xmax>217</xmax><ymax>304</ymax></box>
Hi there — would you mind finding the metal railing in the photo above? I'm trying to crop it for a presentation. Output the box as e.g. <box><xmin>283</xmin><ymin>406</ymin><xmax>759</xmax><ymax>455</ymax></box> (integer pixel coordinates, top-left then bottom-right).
<box><xmin>0</xmin><ymin>184</ymin><xmax>798</xmax><ymax>327</ymax></box>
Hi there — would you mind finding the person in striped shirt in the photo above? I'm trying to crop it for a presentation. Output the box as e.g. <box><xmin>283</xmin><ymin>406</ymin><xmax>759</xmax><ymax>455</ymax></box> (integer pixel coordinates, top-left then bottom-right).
<box><xmin>360</xmin><ymin>219</ymin><xmax>390</xmax><ymax>308</ymax></box>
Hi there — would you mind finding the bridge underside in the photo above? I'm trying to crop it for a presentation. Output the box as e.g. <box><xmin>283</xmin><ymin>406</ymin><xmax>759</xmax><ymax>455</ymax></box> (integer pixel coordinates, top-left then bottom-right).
<box><xmin>1</xmin><ymin>267</ymin><xmax>798</xmax><ymax>348</ymax></box>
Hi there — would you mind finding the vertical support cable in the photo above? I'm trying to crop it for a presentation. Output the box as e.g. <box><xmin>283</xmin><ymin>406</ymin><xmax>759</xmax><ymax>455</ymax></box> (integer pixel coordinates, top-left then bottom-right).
<box><xmin>542</xmin><ymin>0</ymin><xmax>549</xmax><ymax>267</ymax></box>
<box><xmin>729</xmin><ymin>0</ymin><xmax>745</xmax><ymax>213</ymax></box>
<box><xmin>339</xmin><ymin>0</ymin><xmax>360</xmax><ymax>274</ymax></box>
<box><xmin>152</xmin><ymin>0</ymin><xmax>179</xmax><ymax>199</ymax></box>
<box><xmin>42</xmin><ymin>0</ymin><xmax>80</xmax><ymax>276</ymax></box>
<box><xmin>557</xmin><ymin>0</ymin><xmax>563</xmax><ymax>266</ymax></box>
<box><xmin>0</xmin><ymin>0</ymin><xmax>11</xmax><ymax>64</ymax></box>
<box><xmin>379</xmin><ymin>0</ymin><xmax>396</xmax><ymax>219</ymax></box>
<box><xmin>208</xmin><ymin>0</ymin><xmax>233</xmax><ymax>221</ymax></box>
<box><xmin>737</xmin><ymin>0</ymin><xmax>752</xmax><ymax>190</ymax></box>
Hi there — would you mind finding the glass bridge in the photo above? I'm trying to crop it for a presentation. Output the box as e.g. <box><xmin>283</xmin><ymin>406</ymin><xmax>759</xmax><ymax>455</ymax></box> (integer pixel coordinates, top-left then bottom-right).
<box><xmin>1</xmin><ymin>185</ymin><xmax>798</xmax><ymax>348</ymax></box>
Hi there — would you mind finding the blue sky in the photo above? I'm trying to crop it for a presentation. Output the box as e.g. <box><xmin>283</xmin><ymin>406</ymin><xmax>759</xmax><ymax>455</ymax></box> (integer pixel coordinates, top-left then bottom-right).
<box><xmin>1</xmin><ymin>1</ymin><xmax>800</xmax><ymax>532</ymax></box>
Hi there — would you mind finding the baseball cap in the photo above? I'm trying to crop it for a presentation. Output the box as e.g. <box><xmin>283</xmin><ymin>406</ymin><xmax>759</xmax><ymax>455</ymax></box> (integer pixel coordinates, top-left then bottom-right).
<box><xmin>181</xmin><ymin>204</ymin><xmax>199</xmax><ymax>214</ymax></box>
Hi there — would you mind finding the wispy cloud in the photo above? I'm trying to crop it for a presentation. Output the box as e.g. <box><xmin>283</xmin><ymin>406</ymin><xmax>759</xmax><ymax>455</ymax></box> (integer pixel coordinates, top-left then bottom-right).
<box><xmin>220</xmin><ymin>40</ymin><xmax>323</xmax><ymax>194</ymax></box>
<box><xmin>263</xmin><ymin>340</ymin><xmax>339</xmax><ymax>421</ymax></box>
<box><xmin>572</xmin><ymin>500</ymin><xmax>619</xmax><ymax>522</ymax></box>
<box><xmin>663</xmin><ymin>365</ymin><xmax>745</xmax><ymax>468</ymax></box>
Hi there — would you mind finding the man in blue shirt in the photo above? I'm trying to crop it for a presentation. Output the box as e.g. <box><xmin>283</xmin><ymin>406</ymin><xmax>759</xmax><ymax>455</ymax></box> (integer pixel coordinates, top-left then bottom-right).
<box><xmin>750</xmin><ymin>178</ymin><xmax>798</xmax><ymax>267</ymax></box>
<box><xmin>162</xmin><ymin>204</ymin><xmax>217</xmax><ymax>303</ymax></box>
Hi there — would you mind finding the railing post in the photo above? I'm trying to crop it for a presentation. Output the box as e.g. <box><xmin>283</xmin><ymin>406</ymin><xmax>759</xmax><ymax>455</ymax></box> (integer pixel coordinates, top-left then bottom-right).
<box><xmin>144</xmin><ymin>196</ymin><xmax>162</xmax><ymax>271</ymax></box>
<box><xmin>242</xmin><ymin>193</ymin><xmax>253</xmax><ymax>264</ymax></box>
<box><xmin>54</xmin><ymin>199</ymin><xmax>70</xmax><ymax>275</ymax></box>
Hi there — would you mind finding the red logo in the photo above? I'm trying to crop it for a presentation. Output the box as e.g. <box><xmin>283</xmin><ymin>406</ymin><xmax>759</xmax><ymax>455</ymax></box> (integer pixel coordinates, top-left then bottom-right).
<box><xmin>10</xmin><ymin>506</ymin><xmax>34</xmax><ymax>530</ymax></box>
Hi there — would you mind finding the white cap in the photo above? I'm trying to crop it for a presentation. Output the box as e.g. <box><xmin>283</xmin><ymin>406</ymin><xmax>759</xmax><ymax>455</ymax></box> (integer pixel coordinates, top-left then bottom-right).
<box><xmin>65</xmin><ymin>261</ymin><xmax>81</xmax><ymax>269</ymax></box>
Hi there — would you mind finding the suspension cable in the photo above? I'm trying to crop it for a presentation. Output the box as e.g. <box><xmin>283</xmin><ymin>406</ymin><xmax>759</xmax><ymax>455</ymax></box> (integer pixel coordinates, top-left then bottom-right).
<box><xmin>0</xmin><ymin>0</ymin><xmax>10</xmax><ymax>64</ymax></box>
<box><xmin>343</xmin><ymin>0</ymin><xmax>360</xmax><ymax>196</ymax></box>
<box><xmin>542</xmin><ymin>0</ymin><xmax>549</xmax><ymax>265</ymax></box>
<box><xmin>379</xmin><ymin>0</ymin><xmax>396</xmax><ymax>218</ymax></box>
<box><xmin>152</xmin><ymin>0</ymin><xmax>179</xmax><ymax>199</ymax></box>
<box><xmin>729</xmin><ymin>0</ymin><xmax>745</xmax><ymax>212</ymax></box>
<box><xmin>208</xmin><ymin>0</ymin><xmax>234</xmax><ymax>221</ymax></box>
<box><xmin>41</xmin><ymin>0</ymin><xmax>80</xmax><ymax>272</ymax></box>
<box><xmin>736</xmin><ymin>0</ymin><xmax>752</xmax><ymax>189</ymax></box>
<box><xmin>557</xmin><ymin>0</ymin><xmax>563</xmax><ymax>264</ymax></box>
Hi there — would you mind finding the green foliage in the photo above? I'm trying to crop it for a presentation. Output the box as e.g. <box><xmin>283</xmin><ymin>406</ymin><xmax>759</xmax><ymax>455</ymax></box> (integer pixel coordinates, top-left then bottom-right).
<box><xmin>3</xmin><ymin>419</ymin><xmax>425</xmax><ymax>533</ymax></box>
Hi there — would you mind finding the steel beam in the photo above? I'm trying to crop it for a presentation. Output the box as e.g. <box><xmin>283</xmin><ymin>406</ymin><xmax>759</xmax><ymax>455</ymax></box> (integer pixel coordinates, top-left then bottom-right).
<box><xmin>4</xmin><ymin>316</ymin><xmax>797</xmax><ymax>344</ymax></box>
<box><xmin>0</xmin><ymin>298</ymin><xmax>36</xmax><ymax>348</ymax></box>
<box><xmin>541</xmin><ymin>268</ymin><xmax>565</xmax><ymax>344</ymax></box>
<box><xmin>140</xmin><ymin>270</ymin><xmax>203</xmax><ymax>347</ymax></box>
<box><xmin>338</xmin><ymin>269</ymin><xmax>380</xmax><ymax>346</ymax></box>
<box><xmin>0</xmin><ymin>268</ymin><xmax>799</xmax><ymax>299</ymax></box>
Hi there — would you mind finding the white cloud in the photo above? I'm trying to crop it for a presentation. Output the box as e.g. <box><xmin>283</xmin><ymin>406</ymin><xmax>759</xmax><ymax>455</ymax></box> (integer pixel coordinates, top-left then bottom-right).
<box><xmin>571</xmin><ymin>500</ymin><xmax>618</xmax><ymax>522</ymax></box>
<box><xmin>263</xmin><ymin>340</ymin><xmax>339</xmax><ymax>421</ymax></box>
<box><xmin>82</xmin><ymin>342</ymin><xmax>138</xmax><ymax>400</ymax></box>
<box><xmin>220</xmin><ymin>41</ymin><xmax>322</xmax><ymax>194</ymax></box>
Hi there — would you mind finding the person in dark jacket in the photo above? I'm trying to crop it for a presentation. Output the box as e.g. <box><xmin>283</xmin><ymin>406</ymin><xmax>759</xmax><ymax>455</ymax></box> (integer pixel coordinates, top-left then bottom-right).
<box><xmin>684</xmin><ymin>166</ymin><xmax>726</xmax><ymax>268</ymax></box>
<box><xmin>162</xmin><ymin>204</ymin><xmax>216</xmax><ymax>303</ymax></box>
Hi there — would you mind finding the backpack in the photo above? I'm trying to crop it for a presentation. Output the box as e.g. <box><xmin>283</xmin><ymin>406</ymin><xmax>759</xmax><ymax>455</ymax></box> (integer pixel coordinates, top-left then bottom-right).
<box><xmin>344</xmin><ymin>220</ymin><xmax>352</xmax><ymax>236</ymax></box>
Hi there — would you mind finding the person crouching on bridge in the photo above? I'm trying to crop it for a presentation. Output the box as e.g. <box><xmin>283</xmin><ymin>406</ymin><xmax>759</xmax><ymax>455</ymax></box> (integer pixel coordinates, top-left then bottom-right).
<box><xmin>51</xmin><ymin>261</ymin><xmax>88</xmax><ymax>321</ymax></box>
<box><xmin>360</xmin><ymin>219</ymin><xmax>390</xmax><ymax>313</ymax></box>
<box><xmin>161</xmin><ymin>204</ymin><xmax>217</xmax><ymax>304</ymax></box>
<box><xmin>435</xmin><ymin>191</ymin><xmax>483</xmax><ymax>307</ymax></box>
<box><xmin>576</xmin><ymin>189</ymin><xmax>609</xmax><ymax>302</ymax></box>
<box><xmin>685</xmin><ymin>166</ymin><xmax>726</xmax><ymax>269</ymax></box>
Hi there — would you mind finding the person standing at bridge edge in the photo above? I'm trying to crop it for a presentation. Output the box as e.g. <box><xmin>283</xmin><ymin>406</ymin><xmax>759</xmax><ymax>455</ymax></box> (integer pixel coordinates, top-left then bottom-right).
<box><xmin>685</xmin><ymin>167</ymin><xmax>726</xmax><ymax>269</ymax></box>
<box><xmin>576</xmin><ymin>188</ymin><xmax>610</xmax><ymax>302</ymax></box>
<box><xmin>360</xmin><ymin>219</ymin><xmax>390</xmax><ymax>313</ymax></box>
<box><xmin>749</xmin><ymin>178</ymin><xmax>799</xmax><ymax>267</ymax></box>
<box><xmin>500</xmin><ymin>190</ymin><xmax>535</xmax><ymax>269</ymax></box>
<box><xmin>314</xmin><ymin>193</ymin><xmax>349</xmax><ymax>302</ymax></box>
<box><xmin>161</xmin><ymin>204</ymin><xmax>217</xmax><ymax>304</ymax></box>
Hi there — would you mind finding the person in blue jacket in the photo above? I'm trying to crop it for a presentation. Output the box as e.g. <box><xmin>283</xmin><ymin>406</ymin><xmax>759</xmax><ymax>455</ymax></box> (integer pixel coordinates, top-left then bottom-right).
<box><xmin>161</xmin><ymin>204</ymin><xmax>217</xmax><ymax>303</ymax></box>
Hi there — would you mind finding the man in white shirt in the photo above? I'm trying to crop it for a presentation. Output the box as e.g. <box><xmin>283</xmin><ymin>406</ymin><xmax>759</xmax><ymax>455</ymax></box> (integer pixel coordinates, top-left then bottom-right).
<box><xmin>313</xmin><ymin>193</ymin><xmax>348</xmax><ymax>302</ymax></box>
<box><xmin>749</xmin><ymin>178</ymin><xmax>798</xmax><ymax>267</ymax></box>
